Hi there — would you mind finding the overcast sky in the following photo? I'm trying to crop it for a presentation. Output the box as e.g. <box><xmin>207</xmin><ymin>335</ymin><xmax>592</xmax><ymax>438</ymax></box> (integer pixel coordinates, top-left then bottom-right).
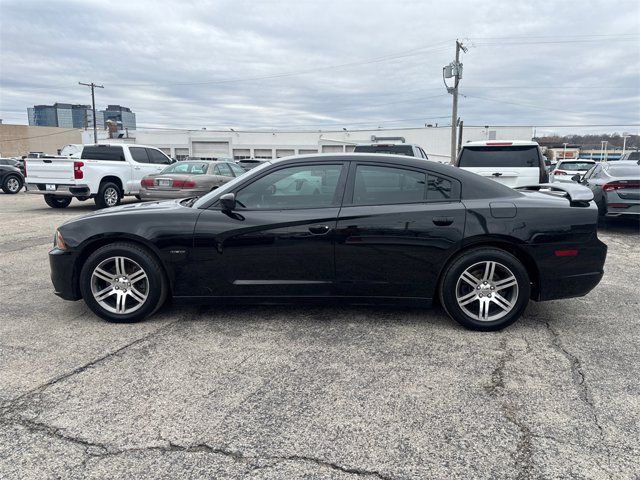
<box><xmin>1</xmin><ymin>0</ymin><xmax>639</xmax><ymax>135</ymax></box>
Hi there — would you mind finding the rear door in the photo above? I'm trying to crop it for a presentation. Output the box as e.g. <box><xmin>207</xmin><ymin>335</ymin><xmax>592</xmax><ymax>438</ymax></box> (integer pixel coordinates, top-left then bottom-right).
<box><xmin>334</xmin><ymin>162</ymin><xmax>465</xmax><ymax>299</ymax></box>
<box><xmin>457</xmin><ymin>145</ymin><xmax>542</xmax><ymax>187</ymax></box>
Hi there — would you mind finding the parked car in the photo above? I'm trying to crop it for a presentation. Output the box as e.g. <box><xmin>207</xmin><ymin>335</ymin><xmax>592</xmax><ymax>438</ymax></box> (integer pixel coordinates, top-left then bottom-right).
<box><xmin>0</xmin><ymin>158</ymin><xmax>25</xmax><ymax>176</ymax></box>
<box><xmin>550</xmin><ymin>159</ymin><xmax>595</xmax><ymax>184</ymax></box>
<box><xmin>140</xmin><ymin>160</ymin><xmax>245</xmax><ymax>200</ymax></box>
<box><xmin>455</xmin><ymin>140</ymin><xmax>549</xmax><ymax>187</ymax></box>
<box><xmin>0</xmin><ymin>164</ymin><xmax>24</xmax><ymax>194</ymax></box>
<box><xmin>49</xmin><ymin>153</ymin><xmax>606</xmax><ymax>331</ymax></box>
<box><xmin>353</xmin><ymin>143</ymin><xmax>429</xmax><ymax>159</ymax></box>
<box><xmin>25</xmin><ymin>144</ymin><xmax>175</xmax><ymax>209</ymax></box>
<box><xmin>574</xmin><ymin>160</ymin><xmax>640</xmax><ymax>218</ymax></box>
<box><xmin>619</xmin><ymin>151</ymin><xmax>640</xmax><ymax>162</ymax></box>
<box><xmin>237</xmin><ymin>158</ymin><xmax>265</xmax><ymax>171</ymax></box>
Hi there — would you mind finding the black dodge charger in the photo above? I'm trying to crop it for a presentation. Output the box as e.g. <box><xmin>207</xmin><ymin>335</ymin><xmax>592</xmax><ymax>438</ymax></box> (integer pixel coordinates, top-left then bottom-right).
<box><xmin>49</xmin><ymin>154</ymin><xmax>607</xmax><ymax>331</ymax></box>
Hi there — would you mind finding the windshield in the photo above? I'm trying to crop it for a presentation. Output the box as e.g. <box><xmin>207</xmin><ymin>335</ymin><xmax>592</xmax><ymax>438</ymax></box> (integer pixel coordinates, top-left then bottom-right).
<box><xmin>160</xmin><ymin>161</ymin><xmax>210</xmax><ymax>175</ymax></box>
<box><xmin>192</xmin><ymin>161</ymin><xmax>273</xmax><ymax>208</ymax></box>
<box><xmin>556</xmin><ymin>161</ymin><xmax>594</xmax><ymax>172</ymax></box>
<box><xmin>458</xmin><ymin>146</ymin><xmax>540</xmax><ymax>168</ymax></box>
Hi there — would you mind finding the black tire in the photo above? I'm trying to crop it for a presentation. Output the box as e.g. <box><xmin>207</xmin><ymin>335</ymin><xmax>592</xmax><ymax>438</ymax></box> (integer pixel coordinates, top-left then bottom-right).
<box><xmin>44</xmin><ymin>195</ymin><xmax>72</xmax><ymax>208</ymax></box>
<box><xmin>134</xmin><ymin>195</ymin><xmax>142</xmax><ymax>200</ymax></box>
<box><xmin>95</xmin><ymin>182</ymin><xmax>121</xmax><ymax>209</ymax></box>
<box><xmin>595</xmin><ymin>197</ymin><xmax>607</xmax><ymax>218</ymax></box>
<box><xmin>2</xmin><ymin>174</ymin><xmax>23</xmax><ymax>194</ymax></box>
<box><xmin>79</xmin><ymin>242</ymin><xmax>168</xmax><ymax>323</ymax></box>
<box><xmin>439</xmin><ymin>247</ymin><xmax>530</xmax><ymax>331</ymax></box>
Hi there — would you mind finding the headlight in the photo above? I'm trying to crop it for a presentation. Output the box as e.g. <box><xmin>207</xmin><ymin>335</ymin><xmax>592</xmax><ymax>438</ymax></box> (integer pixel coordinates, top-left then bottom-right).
<box><xmin>54</xmin><ymin>230</ymin><xmax>67</xmax><ymax>251</ymax></box>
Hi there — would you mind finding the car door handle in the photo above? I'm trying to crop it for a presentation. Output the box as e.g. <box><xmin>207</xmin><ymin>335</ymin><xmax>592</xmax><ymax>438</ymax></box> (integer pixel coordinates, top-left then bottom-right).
<box><xmin>134</xmin><ymin>166</ymin><xmax>141</xmax><ymax>170</ymax></box>
<box><xmin>492</xmin><ymin>172</ymin><xmax>503</xmax><ymax>177</ymax></box>
<box><xmin>432</xmin><ymin>216</ymin><xmax>454</xmax><ymax>226</ymax></box>
<box><xmin>308</xmin><ymin>225</ymin><xmax>330</xmax><ymax>235</ymax></box>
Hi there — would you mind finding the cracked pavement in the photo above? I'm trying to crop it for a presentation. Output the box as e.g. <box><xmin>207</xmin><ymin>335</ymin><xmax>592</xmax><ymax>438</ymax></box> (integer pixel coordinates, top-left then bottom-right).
<box><xmin>1</xmin><ymin>193</ymin><xmax>639</xmax><ymax>479</ymax></box>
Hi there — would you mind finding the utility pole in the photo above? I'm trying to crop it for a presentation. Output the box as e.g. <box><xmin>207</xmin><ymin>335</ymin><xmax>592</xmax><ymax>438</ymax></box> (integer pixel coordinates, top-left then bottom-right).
<box><xmin>562</xmin><ymin>142</ymin><xmax>568</xmax><ymax>161</ymax></box>
<box><xmin>79</xmin><ymin>82</ymin><xmax>104</xmax><ymax>144</ymax></box>
<box><xmin>443</xmin><ymin>40</ymin><xmax>467</xmax><ymax>163</ymax></box>
<box><xmin>622</xmin><ymin>134</ymin><xmax>630</xmax><ymax>155</ymax></box>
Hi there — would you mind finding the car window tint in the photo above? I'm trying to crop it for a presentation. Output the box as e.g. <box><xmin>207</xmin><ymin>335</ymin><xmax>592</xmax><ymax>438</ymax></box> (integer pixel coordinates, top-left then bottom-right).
<box><xmin>353</xmin><ymin>145</ymin><xmax>414</xmax><ymax>156</ymax></box>
<box><xmin>557</xmin><ymin>161</ymin><xmax>594</xmax><ymax>171</ymax></box>
<box><xmin>130</xmin><ymin>147</ymin><xmax>149</xmax><ymax>163</ymax></box>
<box><xmin>353</xmin><ymin>165</ymin><xmax>426</xmax><ymax>205</ymax></box>
<box><xmin>427</xmin><ymin>174</ymin><xmax>453</xmax><ymax>200</ymax></box>
<box><xmin>235</xmin><ymin>164</ymin><xmax>343</xmax><ymax>210</ymax></box>
<box><xmin>160</xmin><ymin>162</ymin><xmax>208</xmax><ymax>174</ymax></box>
<box><xmin>81</xmin><ymin>146</ymin><xmax>125</xmax><ymax>161</ymax></box>
<box><xmin>147</xmin><ymin>148</ymin><xmax>171</xmax><ymax>165</ymax></box>
<box><xmin>216</xmin><ymin>163</ymin><xmax>233</xmax><ymax>176</ymax></box>
<box><xmin>228</xmin><ymin>163</ymin><xmax>246</xmax><ymax>176</ymax></box>
<box><xmin>458</xmin><ymin>146</ymin><xmax>540</xmax><ymax>168</ymax></box>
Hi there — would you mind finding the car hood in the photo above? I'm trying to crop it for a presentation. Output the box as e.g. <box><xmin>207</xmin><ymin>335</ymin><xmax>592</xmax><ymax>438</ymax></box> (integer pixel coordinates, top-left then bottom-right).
<box><xmin>61</xmin><ymin>199</ymin><xmax>189</xmax><ymax>225</ymax></box>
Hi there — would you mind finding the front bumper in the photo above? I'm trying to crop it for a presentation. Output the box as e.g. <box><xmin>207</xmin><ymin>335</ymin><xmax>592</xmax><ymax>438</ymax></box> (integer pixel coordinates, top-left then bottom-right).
<box><xmin>49</xmin><ymin>248</ymin><xmax>81</xmax><ymax>301</ymax></box>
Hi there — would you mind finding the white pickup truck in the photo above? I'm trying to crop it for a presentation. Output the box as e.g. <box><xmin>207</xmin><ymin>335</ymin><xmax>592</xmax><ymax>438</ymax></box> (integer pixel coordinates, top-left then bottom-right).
<box><xmin>25</xmin><ymin>144</ymin><xmax>174</xmax><ymax>208</ymax></box>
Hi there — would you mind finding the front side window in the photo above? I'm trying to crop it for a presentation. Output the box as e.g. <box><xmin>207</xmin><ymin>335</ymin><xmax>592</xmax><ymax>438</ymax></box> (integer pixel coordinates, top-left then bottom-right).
<box><xmin>146</xmin><ymin>148</ymin><xmax>172</xmax><ymax>165</ymax></box>
<box><xmin>353</xmin><ymin>165</ymin><xmax>426</xmax><ymax>205</ymax></box>
<box><xmin>235</xmin><ymin>164</ymin><xmax>344</xmax><ymax>210</ymax></box>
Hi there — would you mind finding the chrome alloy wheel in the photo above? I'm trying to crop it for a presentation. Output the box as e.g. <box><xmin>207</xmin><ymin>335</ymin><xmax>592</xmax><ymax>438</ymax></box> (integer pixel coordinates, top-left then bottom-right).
<box><xmin>455</xmin><ymin>261</ymin><xmax>519</xmax><ymax>322</ymax></box>
<box><xmin>6</xmin><ymin>177</ymin><xmax>20</xmax><ymax>192</ymax></box>
<box><xmin>90</xmin><ymin>256</ymin><xmax>149</xmax><ymax>314</ymax></box>
<box><xmin>104</xmin><ymin>187</ymin><xmax>119</xmax><ymax>207</ymax></box>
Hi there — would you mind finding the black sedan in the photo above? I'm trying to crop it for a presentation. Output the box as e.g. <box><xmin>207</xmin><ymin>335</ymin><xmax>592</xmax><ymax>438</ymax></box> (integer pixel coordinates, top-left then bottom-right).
<box><xmin>0</xmin><ymin>163</ymin><xmax>24</xmax><ymax>194</ymax></box>
<box><xmin>49</xmin><ymin>154</ymin><xmax>607</xmax><ymax>331</ymax></box>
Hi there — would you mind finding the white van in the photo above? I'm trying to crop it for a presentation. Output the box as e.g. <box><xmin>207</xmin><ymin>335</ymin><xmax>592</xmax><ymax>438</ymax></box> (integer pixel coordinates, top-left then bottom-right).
<box><xmin>454</xmin><ymin>140</ymin><xmax>549</xmax><ymax>188</ymax></box>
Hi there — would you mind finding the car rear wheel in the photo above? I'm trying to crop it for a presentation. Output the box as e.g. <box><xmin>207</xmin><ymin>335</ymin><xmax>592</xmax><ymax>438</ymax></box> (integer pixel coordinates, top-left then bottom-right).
<box><xmin>439</xmin><ymin>248</ymin><xmax>530</xmax><ymax>331</ymax></box>
<box><xmin>95</xmin><ymin>182</ymin><xmax>121</xmax><ymax>209</ymax></box>
<box><xmin>2</xmin><ymin>174</ymin><xmax>23</xmax><ymax>194</ymax></box>
<box><xmin>44</xmin><ymin>195</ymin><xmax>72</xmax><ymax>208</ymax></box>
<box><xmin>79</xmin><ymin>242</ymin><xmax>167</xmax><ymax>323</ymax></box>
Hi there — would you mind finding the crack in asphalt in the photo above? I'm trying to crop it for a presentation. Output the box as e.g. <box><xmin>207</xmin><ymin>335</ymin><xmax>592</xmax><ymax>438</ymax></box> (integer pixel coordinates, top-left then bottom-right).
<box><xmin>541</xmin><ymin>320</ymin><xmax>614</xmax><ymax>479</ymax></box>
<box><xmin>486</xmin><ymin>337</ymin><xmax>533</xmax><ymax>480</ymax></box>
<box><xmin>0</xmin><ymin>318</ymin><xmax>181</xmax><ymax>417</ymax></box>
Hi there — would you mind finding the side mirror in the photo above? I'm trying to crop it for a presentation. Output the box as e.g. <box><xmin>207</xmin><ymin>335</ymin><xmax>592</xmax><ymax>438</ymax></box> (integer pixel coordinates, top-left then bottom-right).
<box><xmin>219</xmin><ymin>192</ymin><xmax>236</xmax><ymax>211</ymax></box>
<box><xmin>571</xmin><ymin>174</ymin><xmax>582</xmax><ymax>182</ymax></box>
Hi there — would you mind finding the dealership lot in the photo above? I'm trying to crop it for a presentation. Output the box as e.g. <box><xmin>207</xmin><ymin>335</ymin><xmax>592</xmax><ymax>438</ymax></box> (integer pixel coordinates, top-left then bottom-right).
<box><xmin>0</xmin><ymin>193</ymin><xmax>638</xmax><ymax>479</ymax></box>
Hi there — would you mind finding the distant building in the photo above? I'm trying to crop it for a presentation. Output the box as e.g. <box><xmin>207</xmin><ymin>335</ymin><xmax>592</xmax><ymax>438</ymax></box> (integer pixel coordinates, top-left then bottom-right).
<box><xmin>103</xmin><ymin>105</ymin><xmax>136</xmax><ymax>131</ymax></box>
<box><xmin>27</xmin><ymin>103</ymin><xmax>133</xmax><ymax>130</ymax></box>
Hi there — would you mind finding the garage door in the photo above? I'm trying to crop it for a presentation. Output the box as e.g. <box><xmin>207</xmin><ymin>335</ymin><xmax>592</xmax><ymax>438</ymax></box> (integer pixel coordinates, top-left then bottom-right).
<box><xmin>191</xmin><ymin>141</ymin><xmax>230</xmax><ymax>158</ymax></box>
<box><xmin>321</xmin><ymin>145</ymin><xmax>344</xmax><ymax>153</ymax></box>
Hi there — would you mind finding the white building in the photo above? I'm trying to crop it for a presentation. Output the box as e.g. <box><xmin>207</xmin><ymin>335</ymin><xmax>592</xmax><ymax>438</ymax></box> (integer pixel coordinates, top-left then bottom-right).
<box><xmin>82</xmin><ymin>125</ymin><xmax>533</xmax><ymax>162</ymax></box>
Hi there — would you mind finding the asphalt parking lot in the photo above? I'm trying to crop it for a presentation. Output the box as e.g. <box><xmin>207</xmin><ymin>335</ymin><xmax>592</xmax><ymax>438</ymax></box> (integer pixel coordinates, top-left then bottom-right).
<box><xmin>0</xmin><ymin>192</ymin><xmax>638</xmax><ymax>480</ymax></box>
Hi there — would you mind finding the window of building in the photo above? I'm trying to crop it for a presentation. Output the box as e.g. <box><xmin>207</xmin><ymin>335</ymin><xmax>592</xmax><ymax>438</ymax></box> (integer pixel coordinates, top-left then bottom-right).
<box><xmin>175</xmin><ymin>148</ymin><xmax>190</xmax><ymax>161</ymax></box>
<box><xmin>298</xmin><ymin>149</ymin><xmax>319</xmax><ymax>155</ymax></box>
<box><xmin>235</xmin><ymin>164</ymin><xmax>344</xmax><ymax>210</ymax></box>
<box><xmin>233</xmin><ymin>149</ymin><xmax>251</xmax><ymax>160</ymax></box>
<box><xmin>254</xmin><ymin>149</ymin><xmax>272</xmax><ymax>159</ymax></box>
<box><xmin>275</xmin><ymin>149</ymin><xmax>295</xmax><ymax>158</ymax></box>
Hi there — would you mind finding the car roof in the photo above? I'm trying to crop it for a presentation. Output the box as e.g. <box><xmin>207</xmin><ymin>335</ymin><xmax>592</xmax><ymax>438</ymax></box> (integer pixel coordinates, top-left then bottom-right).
<box><xmin>83</xmin><ymin>143</ymin><xmax>164</xmax><ymax>149</ymax></box>
<box><xmin>462</xmin><ymin>140</ymin><xmax>539</xmax><ymax>147</ymax></box>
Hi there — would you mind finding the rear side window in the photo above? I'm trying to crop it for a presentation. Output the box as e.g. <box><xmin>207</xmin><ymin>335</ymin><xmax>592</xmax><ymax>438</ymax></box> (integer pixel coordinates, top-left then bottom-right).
<box><xmin>129</xmin><ymin>147</ymin><xmax>149</xmax><ymax>163</ymax></box>
<box><xmin>458</xmin><ymin>146</ymin><xmax>540</xmax><ymax>168</ymax></box>
<box><xmin>427</xmin><ymin>174</ymin><xmax>453</xmax><ymax>201</ymax></box>
<box><xmin>147</xmin><ymin>148</ymin><xmax>172</xmax><ymax>165</ymax></box>
<box><xmin>353</xmin><ymin>145</ymin><xmax>415</xmax><ymax>156</ymax></box>
<box><xmin>353</xmin><ymin>165</ymin><xmax>426</xmax><ymax>205</ymax></box>
<box><xmin>216</xmin><ymin>163</ymin><xmax>233</xmax><ymax>176</ymax></box>
<box><xmin>81</xmin><ymin>146</ymin><xmax>125</xmax><ymax>161</ymax></box>
<box><xmin>228</xmin><ymin>163</ymin><xmax>246</xmax><ymax>176</ymax></box>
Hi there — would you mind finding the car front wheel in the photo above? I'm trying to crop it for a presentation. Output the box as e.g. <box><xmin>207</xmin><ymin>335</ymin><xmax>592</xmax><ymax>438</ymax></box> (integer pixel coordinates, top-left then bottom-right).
<box><xmin>79</xmin><ymin>242</ymin><xmax>167</xmax><ymax>322</ymax></box>
<box><xmin>439</xmin><ymin>248</ymin><xmax>530</xmax><ymax>331</ymax></box>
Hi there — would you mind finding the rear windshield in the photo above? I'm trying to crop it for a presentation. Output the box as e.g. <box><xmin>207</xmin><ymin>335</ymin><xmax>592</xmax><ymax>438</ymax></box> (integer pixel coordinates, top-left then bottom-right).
<box><xmin>557</xmin><ymin>161</ymin><xmax>594</xmax><ymax>172</ymax></box>
<box><xmin>161</xmin><ymin>162</ymin><xmax>209</xmax><ymax>175</ymax></box>
<box><xmin>81</xmin><ymin>146</ymin><xmax>125</xmax><ymax>161</ymax></box>
<box><xmin>622</xmin><ymin>151</ymin><xmax>639</xmax><ymax>161</ymax></box>
<box><xmin>354</xmin><ymin>145</ymin><xmax>415</xmax><ymax>156</ymax></box>
<box><xmin>606</xmin><ymin>164</ymin><xmax>640</xmax><ymax>177</ymax></box>
<box><xmin>458</xmin><ymin>146</ymin><xmax>540</xmax><ymax>168</ymax></box>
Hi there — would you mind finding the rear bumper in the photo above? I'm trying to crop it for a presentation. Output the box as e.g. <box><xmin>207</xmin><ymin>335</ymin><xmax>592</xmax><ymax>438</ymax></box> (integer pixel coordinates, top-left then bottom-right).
<box><xmin>26</xmin><ymin>183</ymin><xmax>90</xmax><ymax>197</ymax></box>
<box><xmin>537</xmin><ymin>271</ymin><xmax>604</xmax><ymax>301</ymax></box>
<box><xmin>49</xmin><ymin>248</ymin><xmax>81</xmax><ymax>301</ymax></box>
<box><xmin>139</xmin><ymin>188</ymin><xmax>208</xmax><ymax>200</ymax></box>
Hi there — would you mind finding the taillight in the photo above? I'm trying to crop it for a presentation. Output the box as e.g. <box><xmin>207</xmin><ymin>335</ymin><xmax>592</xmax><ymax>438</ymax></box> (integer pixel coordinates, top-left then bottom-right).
<box><xmin>555</xmin><ymin>249</ymin><xmax>578</xmax><ymax>257</ymax></box>
<box><xmin>140</xmin><ymin>178</ymin><xmax>154</xmax><ymax>187</ymax></box>
<box><xmin>73</xmin><ymin>161</ymin><xmax>84</xmax><ymax>180</ymax></box>
<box><xmin>554</xmin><ymin>170</ymin><xmax>567</xmax><ymax>175</ymax></box>
<box><xmin>172</xmin><ymin>180</ymin><xmax>196</xmax><ymax>188</ymax></box>
<box><xmin>23</xmin><ymin>160</ymin><xmax>27</xmax><ymax>178</ymax></box>
<box><xmin>603</xmin><ymin>181</ymin><xmax>640</xmax><ymax>191</ymax></box>
<box><xmin>486</xmin><ymin>142</ymin><xmax>513</xmax><ymax>146</ymax></box>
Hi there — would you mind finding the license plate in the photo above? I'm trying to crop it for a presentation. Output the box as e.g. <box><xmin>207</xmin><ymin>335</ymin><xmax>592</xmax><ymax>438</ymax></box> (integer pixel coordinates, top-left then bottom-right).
<box><xmin>158</xmin><ymin>179</ymin><xmax>171</xmax><ymax>187</ymax></box>
<box><xmin>46</xmin><ymin>184</ymin><xmax>56</xmax><ymax>191</ymax></box>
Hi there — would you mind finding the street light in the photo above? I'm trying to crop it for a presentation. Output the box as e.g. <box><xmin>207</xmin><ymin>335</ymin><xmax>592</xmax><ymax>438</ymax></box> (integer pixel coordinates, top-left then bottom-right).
<box><xmin>622</xmin><ymin>135</ymin><xmax>630</xmax><ymax>156</ymax></box>
<box><xmin>562</xmin><ymin>142</ymin><xmax>568</xmax><ymax>161</ymax></box>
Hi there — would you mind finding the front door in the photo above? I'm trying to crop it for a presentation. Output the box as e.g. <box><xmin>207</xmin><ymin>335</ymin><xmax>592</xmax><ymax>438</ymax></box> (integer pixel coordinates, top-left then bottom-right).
<box><xmin>185</xmin><ymin>162</ymin><xmax>347</xmax><ymax>298</ymax></box>
<box><xmin>334</xmin><ymin>163</ymin><xmax>465</xmax><ymax>299</ymax></box>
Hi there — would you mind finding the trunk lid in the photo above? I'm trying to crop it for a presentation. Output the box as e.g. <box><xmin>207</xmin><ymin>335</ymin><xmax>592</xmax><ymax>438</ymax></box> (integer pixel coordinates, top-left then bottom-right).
<box><xmin>25</xmin><ymin>158</ymin><xmax>75</xmax><ymax>182</ymax></box>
